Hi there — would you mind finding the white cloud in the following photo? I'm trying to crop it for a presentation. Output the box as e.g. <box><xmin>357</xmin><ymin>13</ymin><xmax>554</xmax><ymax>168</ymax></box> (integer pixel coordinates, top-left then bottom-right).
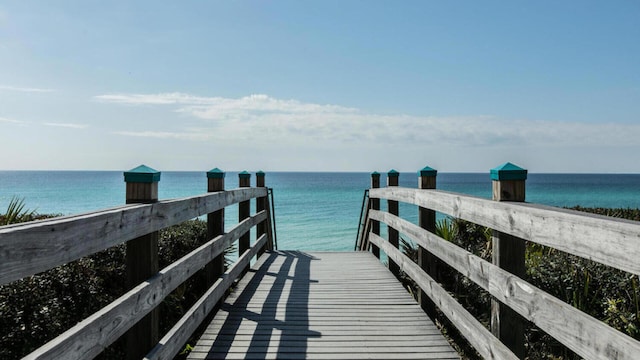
<box><xmin>95</xmin><ymin>92</ymin><xmax>358</xmax><ymax>115</ymax></box>
<box><xmin>112</xmin><ymin>130</ymin><xmax>209</xmax><ymax>141</ymax></box>
<box><xmin>0</xmin><ymin>85</ymin><xmax>54</xmax><ymax>93</ymax></box>
<box><xmin>95</xmin><ymin>92</ymin><xmax>215</xmax><ymax>105</ymax></box>
<box><xmin>100</xmin><ymin>92</ymin><xmax>640</xmax><ymax>148</ymax></box>
<box><xmin>0</xmin><ymin>118</ymin><xmax>88</xmax><ymax>129</ymax></box>
<box><xmin>0</xmin><ymin>116</ymin><xmax>25</xmax><ymax>124</ymax></box>
<box><xmin>44</xmin><ymin>122</ymin><xmax>88</xmax><ymax>129</ymax></box>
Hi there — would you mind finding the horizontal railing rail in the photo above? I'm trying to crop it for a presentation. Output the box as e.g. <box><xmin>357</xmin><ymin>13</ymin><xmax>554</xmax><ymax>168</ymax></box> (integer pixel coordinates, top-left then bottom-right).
<box><xmin>145</xmin><ymin>233</ymin><xmax>268</xmax><ymax>360</ymax></box>
<box><xmin>368</xmin><ymin>232</ymin><xmax>517</xmax><ymax>359</ymax></box>
<box><xmin>369</xmin><ymin>187</ymin><xmax>640</xmax><ymax>276</ymax></box>
<box><xmin>0</xmin><ymin>187</ymin><xmax>267</xmax><ymax>286</ymax></box>
<box><xmin>365</xmin><ymin>185</ymin><xmax>640</xmax><ymax>360</ymax></box>
<box><xmin>25</xmin><ymin>211</ymin><xmax>268</xmax><ymax>360</ymax></box>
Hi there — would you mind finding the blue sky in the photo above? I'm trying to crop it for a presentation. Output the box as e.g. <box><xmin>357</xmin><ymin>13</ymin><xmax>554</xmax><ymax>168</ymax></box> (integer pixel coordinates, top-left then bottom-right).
<box><xmin>1</xmin><ymin>1</ymin><xmax>639</xmax><ymax>172</ymax></box>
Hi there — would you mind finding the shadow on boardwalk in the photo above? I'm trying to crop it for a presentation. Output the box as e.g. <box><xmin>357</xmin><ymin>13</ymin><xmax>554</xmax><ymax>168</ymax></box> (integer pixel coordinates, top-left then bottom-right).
<box><xmin>189</xmin><ymin>251</ymin><xmax>458</xmax><ymax>360</ymax></box>
<box><xmin>204</xmin><ymin>251</ymin><xmax>321</xmax><ymax>359</ymax></box>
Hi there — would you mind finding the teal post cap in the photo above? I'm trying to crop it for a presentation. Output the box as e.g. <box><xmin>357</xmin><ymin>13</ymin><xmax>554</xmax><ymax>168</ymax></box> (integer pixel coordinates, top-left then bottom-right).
<box><xmin>238</xmin><ymin>171</ymin><xmax>251</xmax><ymax>179</ymax></box>
<box><xmin>418</xmin><ymin>166</ymin><xmax>437</xmax><ymax>177</ymax></box>
<box><xmin>490</xmin><ymin>162</ymin><xmax>527</xmax><ymax>181</ymax></box>
<box><xmin>207</xmin><ymin>167</ymin><xmax>225</xmax><ymax>179</ymax></box>
<box><xmin>371</xmin><ymin>171</ymin><xmax>380</xmax><ymax>177</ymax></box>
<box><xmin>256</xmin><ymin>170</ymin><xmax>265</xmax><ymax>177</ymax></box>
<box><xmin>124</xmin><ymin>165</ymin><xmax>160</xmax><ymax>183</ymax></box>
<box><xmin>387</xmin><ymin>169</ymin><xmax>400</xmax><ymax>177</ymax></box>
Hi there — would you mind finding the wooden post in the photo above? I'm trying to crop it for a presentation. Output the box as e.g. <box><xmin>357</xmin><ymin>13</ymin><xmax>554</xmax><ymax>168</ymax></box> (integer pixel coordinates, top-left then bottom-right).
<box><xmin>387</xmin><ymin>169</ymin><xmax>400</xmax><ymax>277</ymax></box>
<box><xmin>370</xmin><ymin>172</ymin><xmax>381</xmax><ymax>259</ymax></box>
<box><xmin>207</xmin><ymin>168</ymin><xmax>225</xmax><ymax>285</ymax></box>
<box><xmin>490</xmin><ymin>162</ymin><xmax>527</xmax><ymax>359</ymax></box>
<box><xmin>238</xmin><ymin>171</ymin><xmax>251</xmax><ymax>272</ymax></box>
<box><xmin>124</xmin><ymin>165</ymin><xmax>160</xmax><ymax>360</ymax></box>
<box><xmin>418</xmin><ymin>166</ymin><xmax>438</xmax><ymax>320</ymax></box>
<box><xmin>256</xmin><ymin>170</ymin><xmax>268</xmax><ymax>255</ymax></box>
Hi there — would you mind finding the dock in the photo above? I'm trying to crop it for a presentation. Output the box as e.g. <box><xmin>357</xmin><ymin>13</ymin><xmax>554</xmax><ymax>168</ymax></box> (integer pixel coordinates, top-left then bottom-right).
<box><xmin>189</xmin><ymin>251</ymin><xmax>458</xmax><ymax>359</ymax></box>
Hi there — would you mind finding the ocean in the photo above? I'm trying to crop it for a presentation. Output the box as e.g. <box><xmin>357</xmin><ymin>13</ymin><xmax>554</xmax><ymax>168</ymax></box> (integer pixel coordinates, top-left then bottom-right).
<box><xmin>1</xmin><ymin>171</ymin><xmax>640</xmax><ymax>252</ymax></box>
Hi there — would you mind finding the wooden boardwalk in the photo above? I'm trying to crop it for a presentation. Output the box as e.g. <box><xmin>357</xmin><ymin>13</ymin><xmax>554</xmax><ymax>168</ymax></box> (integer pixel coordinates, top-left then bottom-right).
<box><xmin>189</xmin><ymin>251</ymin><xmax>459</xmax><ymax>359</ymax></box>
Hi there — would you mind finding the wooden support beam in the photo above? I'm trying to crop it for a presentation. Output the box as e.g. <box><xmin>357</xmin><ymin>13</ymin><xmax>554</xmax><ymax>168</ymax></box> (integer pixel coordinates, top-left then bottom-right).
<box><xmin>418</xmin><ymin>165</ymin><xmax>438</xmax><ymax>320</ymax></box>
<box><xmin>387</xmin><ymin>169</ymin><xmax>400</xmax><ymax>277</ymax></box>
<box><xmin>490</xmin><ymin>162</ymin><xmax>527</xmax><ymax>359</ymax></box>
<box><xmin>124</xmin><ymin>164</ymin><xmax>160</xmax><ymax>360</ymax></box>
<box><xmin>207</xmin><ymin>168</ymin><xmax>225</xmax><ymax>285</ymax></box>
<box><xmin>238</xmin><ymin>171</ymin><xmax>251</xmax><ymax>273</ymax></box>
<box><xmin>370</xmin><ymin>171</ymin><xmax>381</xmax><ymax>258</ymax></box>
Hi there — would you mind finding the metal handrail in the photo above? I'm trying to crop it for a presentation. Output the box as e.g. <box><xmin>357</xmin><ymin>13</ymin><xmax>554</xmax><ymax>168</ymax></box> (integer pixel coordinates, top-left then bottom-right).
<box><xmin>354</xmin><ymin>189</ymin><xmax>369</xmax><ymax>250</ymax></box>
<box><xmin>268</xmin><ymin>187</ymin><xmax>278</xmax><ymax>250</ymax></box>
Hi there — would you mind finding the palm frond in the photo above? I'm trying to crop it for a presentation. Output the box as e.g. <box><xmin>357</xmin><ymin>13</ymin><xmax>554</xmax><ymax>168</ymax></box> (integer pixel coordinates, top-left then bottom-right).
<box><xmin>435</xmin><ymin>217</ymin><xmax>456</xmax><ymax>241</ymax></box>
<box><xmin>1</xmin><ymin>196</ymin><xmax>37</xmax><ymax>225</ymax></box>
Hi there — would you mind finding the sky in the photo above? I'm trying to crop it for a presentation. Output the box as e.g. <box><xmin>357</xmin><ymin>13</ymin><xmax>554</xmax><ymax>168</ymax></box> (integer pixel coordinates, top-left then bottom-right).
<box><xmin>1</xmin><ymin>1</ymin><xmax>639</xmax><ymax>173</ymax></box>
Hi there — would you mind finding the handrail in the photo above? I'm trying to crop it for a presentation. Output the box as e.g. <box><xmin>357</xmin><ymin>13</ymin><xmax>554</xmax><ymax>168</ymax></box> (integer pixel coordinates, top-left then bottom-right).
<box><xmin>1</xmin><ymin>186</ymin><xmax>275</xmax><ymax>360</ymax></box>
<box><xmin>368</xmin><ymin>232</ymin><xmax>518</xmax><ymax>360</ymax></box>
<box><xmin>366</xmin><ymin>186</ymin><xmax>640</xmax><ymax>360</ymax></box>
<box><xmin>268</xmin><ymin>187</ymin><xmax>278</xmax><ymax>250</ymax></box>
<box><xmin>354</xmin><ymin>189</ymin><xmax>369</xmax><ymax>250</ymax></box>
<box><xmin>370</xmin><ymin>187</ymin><xmax>640</xmax><ymax>276</ymax></box>
<box><xmin>143</xmin><ymin>233</ymin><xmax>268</xmax><ymax>360</ymax></box>
<box><xmin>25</xmin><ymin>212</ymin><xmax>268</xmax><ymax>360</ymax></box>
<box><xmin>0</xmin><ymin>187</ymin><xmax>267</xmax><ymax>286</ymax></box>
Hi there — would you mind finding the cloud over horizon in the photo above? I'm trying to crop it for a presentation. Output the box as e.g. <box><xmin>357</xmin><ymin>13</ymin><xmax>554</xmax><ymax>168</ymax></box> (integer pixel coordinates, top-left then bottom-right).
<box><xmin>44</xmin><ymin>122</ymin><xmax>88</xmax><ymax>129</ymax></box>
<box><xmin>96</xmin><ymin>92</ymin><xmax>640</xmax><ymax>149</ymax></box>
<box><xmin>0</xmin><ymin>85</ymin><xmax>54</xmax><ymax>93</ymax></box>
<box><xmin>0</xmin><ymin>116</ymin><xmax>25</xmax><ymax>124</ymax></box>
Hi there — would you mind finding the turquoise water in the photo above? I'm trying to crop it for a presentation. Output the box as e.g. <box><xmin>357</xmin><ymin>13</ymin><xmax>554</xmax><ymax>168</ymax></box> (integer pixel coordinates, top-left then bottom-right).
<box><xmin>1</xmin><ymin>171</ymin><xmax>640</xmax><ymax>251</ymax></box>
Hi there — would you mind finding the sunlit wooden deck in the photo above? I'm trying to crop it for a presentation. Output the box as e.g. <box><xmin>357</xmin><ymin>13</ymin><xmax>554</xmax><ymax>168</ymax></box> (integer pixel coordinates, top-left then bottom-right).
<box><xmin>188</xmin><ymin>251</ymin><xmax>459</xmax><ymax>359</ymax></box>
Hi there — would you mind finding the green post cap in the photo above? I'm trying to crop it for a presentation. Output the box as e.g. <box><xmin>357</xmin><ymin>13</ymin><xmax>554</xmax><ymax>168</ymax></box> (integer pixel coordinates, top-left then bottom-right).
<box><xmin>387</xmin><ymin>169</ymin><xmax>400</xmax><ymax>177</ymax></box>
<box><xmin>256</xmin><ymin>170</ymin><xmax>265</xmax><ymax>177</ymax></box>
<box><xmin>371</xmin><ymin>171</ymin><xmax>380</xmax><ymax>178</ymax></box>
<box><xmin>490</xmin><ymin>162</ymin><xmax>528</xmax><ymax>181</ymax></box>
<box><xmin>124</xmin><ymin>165</ymin><xmax>160</xmax><ymax>183</ymax></box>
<box><xmin>418</xmin><ymin>166</ymin><xmax>437</xmax><ymax>177</ymax></box>
<box><xmin>238</xmin><ymin>171</ymin><xmax>251</xmax><ymax>179</ymax></box>
<box><xmin>207</xmin><ymin>167</ymin><xmax>225</xmax><ymax>179</ymax></box>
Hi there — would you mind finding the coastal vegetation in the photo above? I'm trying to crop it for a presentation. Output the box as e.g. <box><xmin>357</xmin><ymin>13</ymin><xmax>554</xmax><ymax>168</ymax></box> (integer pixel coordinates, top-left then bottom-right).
<box><xmin>0</xmin><ymin>197</ymin><xmax>41</xmax><ymax>225</ymax></box>
<box><xmin>400</xmin><ymin>207</ymin><xmax>640</xmax><ymax>359</ymax></box>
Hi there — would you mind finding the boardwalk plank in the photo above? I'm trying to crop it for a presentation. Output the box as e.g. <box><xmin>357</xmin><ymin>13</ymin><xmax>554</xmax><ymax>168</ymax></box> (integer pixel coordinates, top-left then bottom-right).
<box><xmin>188</xmin><ymin>250</ymin><xmax>459</xmax><ymax>360</ymax></box>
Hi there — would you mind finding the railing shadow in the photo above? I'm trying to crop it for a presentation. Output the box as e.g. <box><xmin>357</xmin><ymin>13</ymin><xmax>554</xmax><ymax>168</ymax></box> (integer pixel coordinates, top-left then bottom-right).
<box><xmin>207</xmin><ymin>250</ymin><xmax>320</xmax><ymax>359</ymax></box>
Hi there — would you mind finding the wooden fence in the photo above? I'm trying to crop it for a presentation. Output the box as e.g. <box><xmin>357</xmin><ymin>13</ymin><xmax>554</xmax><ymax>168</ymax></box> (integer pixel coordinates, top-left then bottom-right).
<box><xmin>357</xmin><ymin>163</ymin><xmax>640</xmax><ymax>360</ymax></box>
<box><xmin>0</xmin><ymin>165</ymin><xmax>274</xmax><ymax>360</ymax></box>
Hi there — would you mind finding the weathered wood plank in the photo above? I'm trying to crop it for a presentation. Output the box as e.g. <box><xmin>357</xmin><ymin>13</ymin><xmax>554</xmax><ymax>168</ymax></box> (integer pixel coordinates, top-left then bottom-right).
<box><xmin>0</xmin><ymin>187</ymin><xmax>267</xmax><ymax>286</ymax></box>
<box><xmin>189</xmin><ymin>352</ymin><xmax>459</xmax><ymax>360</ymax></box>
<box><xmin>24</xmin><ymin>212</ymin><xmax>267</xmax><ymax>360</ymax></box>
<box><xmin>198</xmin><ymin>345</ymin><xmax>456</xmax><ymax>353</ymax></box>
<box><xmin>370</xmin><ymin>233</ymin><xmax>517</xmax><ymax>360</ymax></box>
<box><xmin>370</xmin><ymin>187</ymin><xmax>640</xmax><ymax>276</ymax></box>
<box><xmin>196</xmin><ymin>334</ymin><xmax>448</xmax><ymax>342</ymax></box>
<box><xmin>370</xmin><ymin>212</ymin><xmax>640</xmax><ymax>360</ymax></box>
<box><xmin>193</xmin><ymin>339</ymin><xmax>451</xmax><ymax>347</ymax></box>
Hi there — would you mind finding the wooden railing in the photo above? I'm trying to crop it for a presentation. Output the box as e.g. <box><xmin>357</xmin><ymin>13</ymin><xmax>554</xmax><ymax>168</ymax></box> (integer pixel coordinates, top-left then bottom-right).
<box><xmin>357</xmin><ymin>164</ymin><xmax>640</xmax><ymax>360</ymax></box>
<box><xmin>0</xmin><ymin>166</ymin><xmax>275</xmax><ymax>360</ymax></box>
